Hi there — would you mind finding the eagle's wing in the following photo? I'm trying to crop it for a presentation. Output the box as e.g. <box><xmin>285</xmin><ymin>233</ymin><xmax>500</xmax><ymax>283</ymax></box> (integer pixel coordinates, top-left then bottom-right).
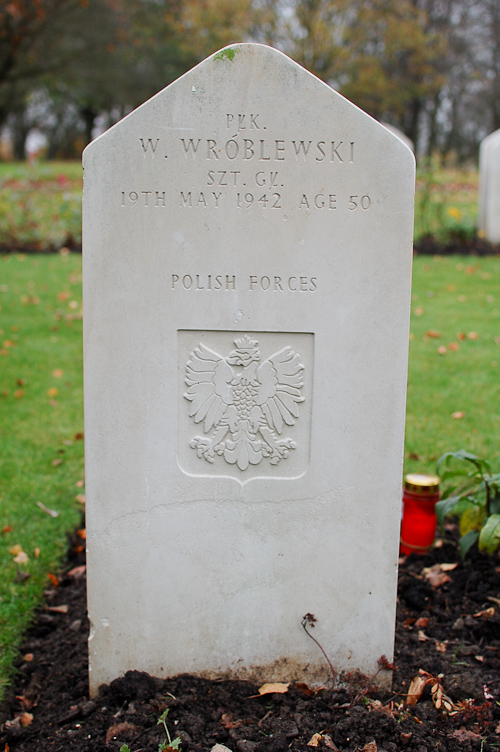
<box><xmin>255</xmin><ymin>346</ymin><xmax>304</xmax><ymax>434</ymax></box>
<box><xmin>184</xmin><ymin>344</ymin><xmax>233</xmax><ymax>432</ymax></box>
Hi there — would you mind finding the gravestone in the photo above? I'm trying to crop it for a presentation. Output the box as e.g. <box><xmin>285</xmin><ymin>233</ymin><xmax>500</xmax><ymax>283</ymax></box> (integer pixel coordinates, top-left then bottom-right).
<box><xmin>83</xmin><ymin>43</ymin><xmax>415</xmax><ymax>695</ymax></box>
<box><xmin>479</xmin><ymin>128</ymin><xmax>500</xmax><ymax>243</ymax></box>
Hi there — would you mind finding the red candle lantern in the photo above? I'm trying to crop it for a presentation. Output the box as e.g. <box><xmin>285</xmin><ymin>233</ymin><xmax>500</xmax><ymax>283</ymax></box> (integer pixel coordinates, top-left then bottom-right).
<box><xmin>400</xmin><ymin>473</ymin><xmax>441</xmax><ymax>556</ymax></box>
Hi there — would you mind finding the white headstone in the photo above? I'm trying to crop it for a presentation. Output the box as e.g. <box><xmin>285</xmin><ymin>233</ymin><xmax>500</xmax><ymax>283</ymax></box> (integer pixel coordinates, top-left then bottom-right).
<box><xmin>479</xmin><ymin>128</ymin><xmax>500</xmax><ymax>243</ymax></box>
<box><xmin>83</xmin><ymin>43</ymin><xmax>415</xmax><ymax>695</ymax></box>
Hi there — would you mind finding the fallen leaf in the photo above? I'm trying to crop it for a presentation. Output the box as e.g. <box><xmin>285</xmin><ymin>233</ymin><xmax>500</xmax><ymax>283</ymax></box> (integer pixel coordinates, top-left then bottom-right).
<box><xmin>19</xmin><ymin>712</ymin><xmax>33</xmax><ymax>727</ymax></box>
<box><xmin>51</xmin><ymin>458</ymin><xmax>63</xmax><ymax>466</ymax></box>
<box><xmin>13</xmin><ymin>550</ymin><xmax>29</xmax><ymax>564</ymax></box>
<box><xmin>414</xmin><ymin>306</ymin><xmax>424</xmax><ymax>316</ymax></box>
<box><xmin>75</xmin><ymin>494</ymin><xmax>86</xmax><ymax>504</ymax></box>
<box><xmin>77</xmin><ymin>528</ymin><xmax>86</xmax><ymax>539</ymax></box>
<box><xmin>13</xmin><ymin>390</ymin><xmax>25</xmax><ymax>398</ymax></box>
<box><xmin>448</xmin><ymin>342</ymin><xmax>460</xmax><ymax>351</ymax></box>
<box><xmin>425</xmin><ymin>330</ymin><xmax>441</xmax><ymax>338</ymax></box>
<box><xmin>295</xmin><ymin>682</ymin><xmax>313</xmax><ymax>696</ymax></box>
<box><xmin>484</xmin><ymin>685</ymin><xmax>494</xmax><ymax>699</ymax></box>
<box><xmin>74</xmin><ymin>432</ymin><xmax>84</xmax><ymax>440</ymax></box>
<box><xmin>258</xmin><ymin>682</ymin><xmax>290</xmax><ymax>695</ymax></box>
<box><xmin>360</xmin><ymin>742</ymin><xmax>377</xmax><ymax>752</ymax></box>
<box><xmin>457</xmin><ymin>332</ymin><xmax>466</xmax><ymax>340</ymax></box>
<box><xmin>435</xmin><ymin>642</ymin><xmax>447</xmax><ymax>653</ymax></box>
<box><xmin>407</xmin><ymin>452</ymin><xmax>422</xmax><ymax>461</ymax></box>
<box><xmin>468</xmin><ymin>331</ymin><xmax>479</xmax><ymax>340</ymax></box>
<box><xmin>67</xmin><ymin>565</ymin><xmax>86</xmax><ymax>578</ymax></box>
<box><xmin>451</xmin><ymin>728</ymin><xmax>482</xmax><ymax>741</ymax></box>
<box><xmin>105</xmin><ymin>722</ymin><xmax>141</xmax><ymax>746</ymax></box>
<box><xmin>406</xmin><ymin>675</ymin><xmax>429</xmax><ymax>705</ymax></box>
<box><xmin>440</xmin><ymin>563</ymin><xmax>458</xmax><ymax>571</ymax></box>
<box><xmin>220</xmin><ymin>712</ymin><xmax>243</xmax><ymax>730</ymax></box>
<box><xmin>418</xmin><ymin>630</ymin><xmax>430</xmax><ymax>642</ymax></box>
<box><xmin>2</xmin><ymin>525</ymin><xmax>13</xmax><ymax>534</ymax></box>
<box><xmin>423</xmin><ymin>564</ymin><xmax>451</xmax><ymax>588</ymax></box>
<box><xmin>36</xmin><ymin>501</ymin><xmax>59</xmax><ymax>517</ymax></box>
<box><xmin>45</xmin><ymin>605</ymin><xmax>68</xmax><ymax>614</ymax></box>
<box><xmin>23</xmin><ymin>653</ymin><xmax>34</xmax><ymax>662</ymax></box>
<box><xmin>76</xmin><ymin>479</ymin><xmax>84</xmax><ymax>487</ymax></box>
<box><xmin>9</xmin><ymin>544</ymin><xmax>23</xmax><ymax>555</ymax></box>
<box><xmin>48</xmin><ymin>388</ymin><xmax>58</xmax><ymax>397</ymax></box>
<box><xmin>475</xmin><ymin>655</ymin><xmax>484</xmax><ymax>662</ymax></box>
<box><xmin>4</xmin><ymin>717</ymin><xmax>22</xmax><ymax>731</ymax></box>
<box><xmin>52</xmin><ymin>369</ymin><xmax>63</xmax><ymax>378</ymax></box>
<box><xmin>307</xmin><ymin>733</ymin><xmax>322</xmax><ymax>747</ymax></box>
<box><xmin>322</xmin><ymin>735</ymin><xmax>337</xmax><ymax>750</ymax></box>
<box><xmin>437</xmin><ymin>346</ymin><xmax>447</xmax><ymax>354</ymax></box>
<box><xmin>451</xmin><ymin>411</ymin><xmax>465</xmax><ymax>419</ymax></box>
<box><xmin>414</xmin><ymin>617</ymin><xmax>429</xmax><ymax>628</ymax></box>
<box><xmin>474</xmin><ymin>607</ymin><xmax>495</xmax><ymax>618</ymax></box>
<box><xmin>34</xmin><ymin>547</ymin><xmax>40</xmax><ymax>558</ymax></box>
<box><xmin>57</xmin><ymin>291</ymin><xmax>70</xmax><ymax>301</ymax></box>
<box><xmin>47</xmin><ymin>573</ymin><xmax>59</xmax><ymax>586</ymax></box>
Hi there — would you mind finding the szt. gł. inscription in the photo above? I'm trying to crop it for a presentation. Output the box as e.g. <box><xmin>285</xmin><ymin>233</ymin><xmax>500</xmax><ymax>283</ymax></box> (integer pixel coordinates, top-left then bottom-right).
<box><xmin>184</xmin><ymin>335</ymin><xmax>304</xmax><ymax>471</ymax></box>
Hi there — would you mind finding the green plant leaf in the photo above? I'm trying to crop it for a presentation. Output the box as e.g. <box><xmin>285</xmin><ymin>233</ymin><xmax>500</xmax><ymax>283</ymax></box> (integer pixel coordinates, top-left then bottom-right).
<box><xmin>478</xmin><ymin>514</ymin><xmax>500</xmax><ymax>554</ymax></box>
<box><xmin>437</xmin><ymin>449</ymin><xmax>491</xmax><ymax>478</ymax></box>
<box><xmin>459</xmin><ymin>529</ymin><xmax>479</xmax><ymax>559</ymax></box>
<box><xmin>435</xmin><ymin>495</ymin><xmax>461</xmax><ymax>525</ymax></box>
<box><xmin>459</xmin><ymin>505</ymin><xmax>485</xmax><ymax>536</ymax></box>
<box><xmin>437</xmin><ymin>449</ymin><xmax>477</xmax><ymax>471</ymax></box>
<box><xmin>438</xmin><ymin>468</ymin><xmax>471</xmax><ymax>482</ymax></box>
<box><xmin>120</xmin><ymin>746</ymin><xmax>132</xmax><ymax>752</ymax></box>
<box><xmin>158</xmin><ymin>709</ymin><xmax>170</xmax><ymax>725</ymax></box>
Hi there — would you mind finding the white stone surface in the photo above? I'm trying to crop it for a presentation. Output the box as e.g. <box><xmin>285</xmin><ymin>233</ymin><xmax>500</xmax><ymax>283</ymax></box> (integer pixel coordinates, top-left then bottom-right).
<box><xmin>479</xmin><ymin>128</ymin><xmax>500</xmax><ymax>243</ymax></box>
<box><xmin>381</xmin><ymin>123</ymin><xmax>414</xmax><ymax>153</ymax></box>
<box><xmin>83</xmin><ymin>43</ymin><xmax>415</xmax><ymax>695</ymax></box>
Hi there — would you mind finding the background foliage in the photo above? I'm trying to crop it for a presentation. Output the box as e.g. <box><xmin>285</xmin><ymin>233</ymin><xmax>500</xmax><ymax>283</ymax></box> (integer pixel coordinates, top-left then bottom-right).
<box><xmin>1</xmin><ymin>0</ymin><xmax>499</xmax><ymax>161</ymax></box>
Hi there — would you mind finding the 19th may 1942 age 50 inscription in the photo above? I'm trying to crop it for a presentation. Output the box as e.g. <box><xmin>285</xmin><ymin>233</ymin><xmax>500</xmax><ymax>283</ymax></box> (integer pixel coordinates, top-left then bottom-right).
<box><xmin>120</xmin><ymin>113</ymin><xmax>373</xmax><ymax>213</ymax></box>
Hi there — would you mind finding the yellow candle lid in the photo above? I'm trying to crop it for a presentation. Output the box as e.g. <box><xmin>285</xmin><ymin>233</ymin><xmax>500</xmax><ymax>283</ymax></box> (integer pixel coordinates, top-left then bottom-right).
<box><xmin>404</xmin><ymin>473</ymin><xmax>440</xmax><ymax>494</ymax></box>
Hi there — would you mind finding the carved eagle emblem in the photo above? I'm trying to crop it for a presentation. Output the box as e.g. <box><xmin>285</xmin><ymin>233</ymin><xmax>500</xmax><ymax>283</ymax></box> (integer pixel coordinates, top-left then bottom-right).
<box><xmin>184</xmin><ymin>335</ymin><xmax>305</xmax><ymax>471</ymax></box>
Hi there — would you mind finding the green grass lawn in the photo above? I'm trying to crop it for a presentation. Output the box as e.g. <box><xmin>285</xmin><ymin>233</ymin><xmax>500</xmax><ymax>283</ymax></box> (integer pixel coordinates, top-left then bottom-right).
<box><xmin>0</xmin><ymin>252</ymin><xmax>84</xmax><ymax>702</ymax></box>
<box><xmin>406</xmin><ymin>256</ymin><xmax>500</xmax><ymax>474</ymax></box>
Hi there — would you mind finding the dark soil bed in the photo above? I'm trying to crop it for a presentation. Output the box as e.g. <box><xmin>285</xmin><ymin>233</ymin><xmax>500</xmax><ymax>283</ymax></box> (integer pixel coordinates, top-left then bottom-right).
<box><xmin>2</xmin><ymin>526</ymin><xmax>500</xmax><ymax>752</ymax></box>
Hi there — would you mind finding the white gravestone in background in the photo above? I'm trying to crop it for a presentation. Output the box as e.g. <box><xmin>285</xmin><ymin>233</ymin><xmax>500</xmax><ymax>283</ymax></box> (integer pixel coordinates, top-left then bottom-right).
<box><xmin>479</xmin><ymin>128</ymin><xmax>500</xmax><ymax>243</ymax></box>
<box><xmin>83</xmin><ymin>44</ymin><xmax>415</xmax><ymax>695</ymax></box>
